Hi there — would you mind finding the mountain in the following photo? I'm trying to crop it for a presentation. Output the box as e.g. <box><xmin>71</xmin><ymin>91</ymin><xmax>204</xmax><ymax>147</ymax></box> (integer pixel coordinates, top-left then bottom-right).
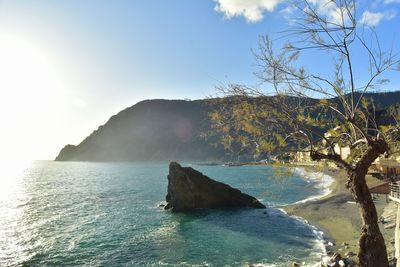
<box><xmin>55</xmin><ymin>99</ymin><xmax>226</xmax><ymax>162</ymax></box>
<box><xmin>55</xmin><ymin>91</ymin><xmax>400</xmax><ymax>162</ymax></box>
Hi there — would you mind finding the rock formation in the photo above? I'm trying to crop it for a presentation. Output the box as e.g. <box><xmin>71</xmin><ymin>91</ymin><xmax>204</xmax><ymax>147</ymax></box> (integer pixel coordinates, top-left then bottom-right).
<box><xmin>165</xmin><ymin>162</ymin><xmax>266</xmax><ymax>212</ymax></box>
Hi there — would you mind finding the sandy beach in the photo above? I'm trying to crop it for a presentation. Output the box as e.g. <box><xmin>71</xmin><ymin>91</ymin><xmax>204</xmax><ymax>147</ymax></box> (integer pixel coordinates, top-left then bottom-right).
<box><xmin>282</xmin><ymin>165</ymin><xmax>396</xmax><ymax>261</ymax></box>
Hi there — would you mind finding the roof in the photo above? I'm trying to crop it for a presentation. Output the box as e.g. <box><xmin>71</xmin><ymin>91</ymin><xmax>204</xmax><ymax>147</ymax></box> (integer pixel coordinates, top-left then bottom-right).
<box><xmin>368</xmin><ymin>181</ymin><xmax>390</xmax><ymax>194</ymax></box>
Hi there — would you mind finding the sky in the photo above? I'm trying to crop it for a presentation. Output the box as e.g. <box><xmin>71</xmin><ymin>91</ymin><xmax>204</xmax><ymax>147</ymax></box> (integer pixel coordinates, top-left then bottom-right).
<box><xmin>0</xmin><ymin>0</ymin><xmax>399</xmax><ymax>160</ymax></box>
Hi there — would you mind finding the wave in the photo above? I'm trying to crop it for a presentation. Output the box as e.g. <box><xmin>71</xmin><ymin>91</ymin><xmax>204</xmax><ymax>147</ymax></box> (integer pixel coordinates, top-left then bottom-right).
<box><xmin>285</xmin><ymin>167</ymin><xmax>334</xmax><ymax>265</ymax></box>
<box><xmin>291</xmin><ymin>167</ymin><xmax>334</xmax><ymax>205</ymax></box>
<box><xmin>270</xmin><ymin>167</ymin><xmax>335</xmax><ymax>266</ymax></box>
<box><xmin>272</xmin><ymin>208</ymin><xmax>328</xmax><ymax>267</ymax></box>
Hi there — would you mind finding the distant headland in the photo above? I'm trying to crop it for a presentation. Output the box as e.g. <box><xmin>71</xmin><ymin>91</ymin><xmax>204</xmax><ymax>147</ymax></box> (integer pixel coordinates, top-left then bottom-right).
<box><xmin>55</xmin><ymin>91</ymin><xmax>400</xmax><ymax>162</ymax></box>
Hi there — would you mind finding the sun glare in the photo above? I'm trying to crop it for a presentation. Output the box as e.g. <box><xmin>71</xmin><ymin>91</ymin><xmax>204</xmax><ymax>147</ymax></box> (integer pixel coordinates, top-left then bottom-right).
<box><xmin>0</xmin><ymin>31</ymin><xmax>64</xmax><ymax>161</ymax></box>
<box><xmin>0</xmin><ymin>160</ymin><xmax>31</xmax><ymax>200</ymax></box>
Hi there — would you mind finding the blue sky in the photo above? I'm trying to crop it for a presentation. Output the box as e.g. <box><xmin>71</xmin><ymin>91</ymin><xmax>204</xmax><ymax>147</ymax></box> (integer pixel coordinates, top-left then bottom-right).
<box><xmin>0</xmin><ymin>0</ymin><xmax>399</xmax><ymax>160</ymax></box>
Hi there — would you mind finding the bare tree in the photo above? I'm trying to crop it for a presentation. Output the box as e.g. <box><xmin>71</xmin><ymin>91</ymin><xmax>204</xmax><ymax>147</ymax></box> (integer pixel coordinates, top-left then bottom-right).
<box><xmin>210</xmin><ymin>1</ymin><xmax>400</xmax><ymax>266</ymax></box>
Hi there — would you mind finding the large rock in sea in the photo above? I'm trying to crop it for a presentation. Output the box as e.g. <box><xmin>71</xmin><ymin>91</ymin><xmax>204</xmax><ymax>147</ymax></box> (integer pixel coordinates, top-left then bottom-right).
<box><xmin>165</xmin><ymin>162</ymin><xmax>266</xmax><ymax>212</ymax></box>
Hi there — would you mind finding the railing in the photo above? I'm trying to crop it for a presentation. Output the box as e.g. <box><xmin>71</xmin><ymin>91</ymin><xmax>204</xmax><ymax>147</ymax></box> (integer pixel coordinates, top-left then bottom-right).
<box><xmin>390</xmin><ymin>182</ymin><xmax>400</xmax><ymax>201</ymax></box>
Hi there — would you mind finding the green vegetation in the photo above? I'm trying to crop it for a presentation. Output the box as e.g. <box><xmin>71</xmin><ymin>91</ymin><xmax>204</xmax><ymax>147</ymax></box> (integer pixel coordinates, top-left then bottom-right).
<box><xmin>209</xmin><ymin>1</ymin><xmax>400</xmax><ymax>266</ymax></box>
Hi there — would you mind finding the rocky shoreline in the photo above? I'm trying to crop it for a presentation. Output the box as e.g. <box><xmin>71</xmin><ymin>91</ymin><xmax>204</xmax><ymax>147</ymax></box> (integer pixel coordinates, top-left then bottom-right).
<box><xmin>161</xmin><ymin>162</ymin><xmax>396</xmax><ymax>266</ymax></box>
<box><xmin>282</xmin><ymin>165</ymin><xmax>396</xmax><ymax>266</ymax></box>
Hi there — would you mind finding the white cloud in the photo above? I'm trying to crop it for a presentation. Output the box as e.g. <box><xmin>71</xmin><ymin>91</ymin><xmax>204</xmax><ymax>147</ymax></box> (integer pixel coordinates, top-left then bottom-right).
<box><xmin>213</xmin><ymin>0</ymin><xmax>397</xmax><ymax>25</ymax></box>
<box><xmin>214</xmin><ymin>0</ymin><xmax>284</xmax><ymax>23</ymax></box>
<box><xmin>360</xmin><ymin>10</ymin><xmax>384</xmax><ymax>26</ymax></box>
<box><xmin>281</xmin><ymin>4</ymin><xmax>296</xmax><ymax>15</ymax></box>
<box><xmin>359</xmin><ymin>10</ymin><xmax>396</xmax><ymax>26</ymax></box>
<box><xmin>386</xmin><ymin>9</ymin><xmax>397</xmax><ymax>19</ymax></box>
<box><xmin>306</xmin><ymin>0</ymin><xmax>353</xmax><ymax>25</ymax></box>
<box><xmin>384</xmin><ymin>0</ymin><xmax>400</xmax><ymax>4</ymax></box>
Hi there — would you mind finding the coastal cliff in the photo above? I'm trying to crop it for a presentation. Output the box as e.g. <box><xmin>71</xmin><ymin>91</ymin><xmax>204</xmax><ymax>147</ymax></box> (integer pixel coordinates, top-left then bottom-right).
<box><xmin>56</xmin><ymin>91</ymin><xmax>400</xmax><ymax>162</ymax></box>
<box><xmin>55</xmin><ymin>99</ymin><xmax>226</xmax><ymax>162</ymax></box>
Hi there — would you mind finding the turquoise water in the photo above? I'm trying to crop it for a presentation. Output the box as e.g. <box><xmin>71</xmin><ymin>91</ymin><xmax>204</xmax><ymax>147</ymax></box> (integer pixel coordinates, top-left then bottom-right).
<box><xmin>0</xmin><ymin>161</ymin><xmax>329</xmax><ymax>266</ymax></box>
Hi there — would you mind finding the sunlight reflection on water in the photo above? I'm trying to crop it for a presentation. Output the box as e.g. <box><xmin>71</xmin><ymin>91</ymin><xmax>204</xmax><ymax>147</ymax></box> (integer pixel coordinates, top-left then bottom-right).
<box><xmin>0</xmin><ymin>160</ymin><xmax>31</xmax><ymax>199</ymax></box>
<box><xmin>0</xmin><ymin>161</ymin><xmax>326</xmax><ymax>266</ymax></box>
<box><xmin>0</xmin><ymin>160</ymin><xmax>33</xmax><ymax>266</ymax></box>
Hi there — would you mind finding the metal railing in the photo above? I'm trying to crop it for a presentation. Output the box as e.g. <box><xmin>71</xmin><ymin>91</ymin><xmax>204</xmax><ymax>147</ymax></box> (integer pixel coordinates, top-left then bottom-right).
<box><xmin>390</xmin><ymin>181</ymin><xmax>400</xmax><ymax>201</ymax></box>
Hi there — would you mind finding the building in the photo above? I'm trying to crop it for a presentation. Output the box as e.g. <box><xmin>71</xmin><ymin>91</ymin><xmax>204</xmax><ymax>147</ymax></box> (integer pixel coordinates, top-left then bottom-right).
<box><xmin>372</xmin><ymin>158</ymin><xmax>400</xmax><ymax>180</ymax></box>
<box><xmin>373</xmin><ymin>157</ymin><xmax>400</xmax><ymax>267</ymax></box>
<box><xmin>333</xmin><ymin>143</ymin><xmax>351</xmax><ymax>160</ymax></box>
<box><xmin>293</xmin><ymin>150</ymin><xmax>311</xmax><ymax>163</ymax></box>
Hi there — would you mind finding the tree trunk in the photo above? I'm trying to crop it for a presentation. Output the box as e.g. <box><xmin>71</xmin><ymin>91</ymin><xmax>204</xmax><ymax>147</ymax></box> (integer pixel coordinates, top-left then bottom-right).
<box><xmin>348</xmin><ymin>170</ymin><xmax>389</xmax><ymax>267</ymax></box>
<box><xmin>346</xmin><ymin>139</ymin><xmax>390</xmax><ymax>267</ymax></box>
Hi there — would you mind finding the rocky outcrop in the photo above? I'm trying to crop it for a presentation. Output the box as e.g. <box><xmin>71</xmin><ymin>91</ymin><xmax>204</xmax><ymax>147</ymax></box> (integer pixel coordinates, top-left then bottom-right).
<box><xmin>165</xmin><ymin>162</ymin><xmax>266</xmax><ymax>212</ymax></box>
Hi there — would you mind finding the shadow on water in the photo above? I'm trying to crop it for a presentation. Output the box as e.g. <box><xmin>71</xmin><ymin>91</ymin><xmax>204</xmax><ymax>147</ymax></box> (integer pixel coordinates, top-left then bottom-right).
<box><xmin>167</xmin><ymin>207</ymin><xmax>317</xmax><ymax>248</ymax></box>
<box><xmin>145</xmin><ymin>207</ymin><xmax>323</xmax><ymax>266</ymax></box>
<box><xmin>8</xmin><ymin>162</ymin><xmax>323</xmax><ymax>267</ymax></box>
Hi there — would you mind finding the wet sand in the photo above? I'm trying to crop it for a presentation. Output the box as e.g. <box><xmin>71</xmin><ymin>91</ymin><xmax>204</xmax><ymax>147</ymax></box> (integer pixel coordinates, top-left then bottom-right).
<box><xmin>282</xmin><ymin>165</ymin><xmax>395</xmax><ymax>259</ymax></box>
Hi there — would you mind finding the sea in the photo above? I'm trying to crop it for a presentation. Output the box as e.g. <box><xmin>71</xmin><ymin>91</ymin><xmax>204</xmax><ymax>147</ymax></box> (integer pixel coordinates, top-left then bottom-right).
<box><xmin>0</xmin><ymin>161</ymin><xmax>334</xmax><ymax>267</ymax></box>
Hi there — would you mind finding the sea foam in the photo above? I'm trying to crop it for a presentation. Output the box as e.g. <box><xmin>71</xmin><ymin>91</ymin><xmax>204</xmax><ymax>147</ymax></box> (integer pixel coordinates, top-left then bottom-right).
<box><xmin>292</xmin><ymin>167</ymin><xmax>334</xmax><ymax>204</ymax></box>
